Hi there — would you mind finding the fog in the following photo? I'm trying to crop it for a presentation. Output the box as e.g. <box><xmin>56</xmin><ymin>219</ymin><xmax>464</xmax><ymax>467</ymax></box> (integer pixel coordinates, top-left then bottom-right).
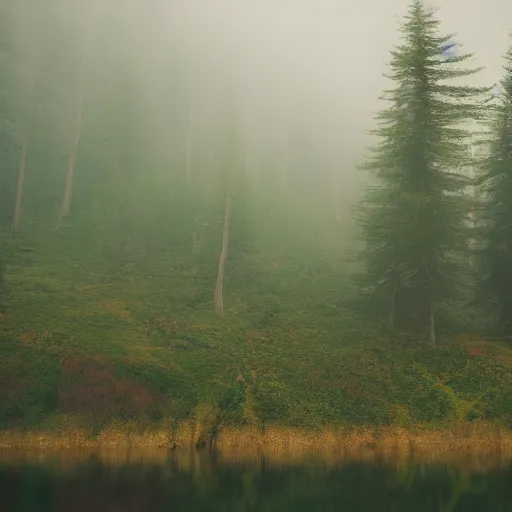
<box><xmin>5</xmin><ymin>0</ymin><xmax>512</xmax><ymax>212</ymax></box>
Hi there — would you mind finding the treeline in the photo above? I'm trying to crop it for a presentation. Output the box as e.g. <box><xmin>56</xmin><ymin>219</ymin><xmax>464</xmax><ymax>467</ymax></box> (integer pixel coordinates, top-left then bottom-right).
<box><xmin>355</xmin><ymin>1</ymin><xmax>512</xmax><ymax>344</ymax></box>
<box><xmin>1</xmin><ymin>0</ymin><xmax>512</xmax><ymax>344</ymax></box>
<box><xmin>0</xmin><ymin>0</ymin><xmax>343</xmax><ymax>318</ymax></box>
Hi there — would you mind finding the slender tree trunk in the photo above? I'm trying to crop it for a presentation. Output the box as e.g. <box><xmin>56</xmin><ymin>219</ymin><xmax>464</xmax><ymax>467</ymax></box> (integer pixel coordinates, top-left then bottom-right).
<box><xmin>186</xmin><ymin>105</ymin><xmax>193</xmax><ymax>179</ymax></box>
<box><xmin>430</xmin><ymin>302</ymin><xmax>436</xmax><ymax>347</ymax></box>
<box><xmin>388</xmin><ymin>281</ymin><xmax>397</xmax><ymax>327</ymax></box>
<box><xmin>56</xmin><ymin>92</ymin><xmax>84</xmax><ymax>229</ymax></box>
<box><xmin>12</xmin><ymin>77</ymin><xmax>37</xmax><ymax>236</ymax></box>
<box><xmin>56</xmin><ymin>6</ymin><xmax>96</xmax><ymax>230</ymax></box>
<box><xmin>12</xmin><ymin>130</ymin><xmax>30</xmax><ymax>236</ymax></box>
<box><xmin>114</xmin><ymin>153</ymin><xmax>122</xmax><ymax>221</ymax></box>
<box><xmin>214</xmin><ymin>191</ymin><xmax>232</xmax><ymax>315</ymax></box>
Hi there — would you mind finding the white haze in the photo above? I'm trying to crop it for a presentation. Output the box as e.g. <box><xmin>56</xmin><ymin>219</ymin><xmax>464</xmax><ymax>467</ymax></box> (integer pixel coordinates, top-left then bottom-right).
<box><xmin>9</xmin><ymin>0</ymin><xmax>512</xmax><ymax>204</ymax></box>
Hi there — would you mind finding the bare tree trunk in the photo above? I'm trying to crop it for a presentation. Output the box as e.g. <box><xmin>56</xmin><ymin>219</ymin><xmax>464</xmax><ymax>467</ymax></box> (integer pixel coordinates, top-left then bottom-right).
<box><xmin>12</xmin><ymin>78</ymin><xmax>37</xmax><ymax>236</ymax></box>
<box><xmin>214</xmin><ymin>191</ymin><xmax>232</xmax><ymax>315</ymax></box>
<box><xmin>12</xmin><ymin>131</ymin><xmax>30</xmax><ymax>236</ymax></box>
<box><xmin>56</xmin><ymin>92</ymin><xmax>84</xmax><ymax>229</ymax></box>
<box><xmin>56</xmin><ymin>5</ymin><xmax>97</xmax><ymax>229</ymax></box>
<box><xmin>388</xmin><ymin>281</ymin><xmax>397</xmax><ymax>328</ymax></box>
<box><xmin>186</xmin><ymin>105</ymin><xmax>193</xmax><ymax>179</ymax></box>
<box><xmin>430</xmin><ymin>303</ymin><xmax>436</xmax><ymax>347</ymax></box>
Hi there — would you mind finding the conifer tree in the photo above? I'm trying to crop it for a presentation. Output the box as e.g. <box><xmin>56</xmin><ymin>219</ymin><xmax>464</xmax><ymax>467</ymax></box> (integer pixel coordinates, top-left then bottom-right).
<box><xmin>476</xmin><ymin>40</ymin><xmax>512</xmax><ymax>333</ymax></box>
<box><xmin>355</xmin><ymin>0</ymin><xmax>487</xmax><ymax>344</ymax></box>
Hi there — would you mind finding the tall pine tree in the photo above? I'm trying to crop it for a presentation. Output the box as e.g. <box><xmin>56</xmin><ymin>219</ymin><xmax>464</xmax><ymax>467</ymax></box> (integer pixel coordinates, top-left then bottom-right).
<box><xmin>355</xmin><ymin>0</ymin><xmax>487</xmax><ymax>344</ymax></box>
<box><xmin>476</xmin><ymin>39</ymin><xmax>512</xmax><ymax>333</ymax></box>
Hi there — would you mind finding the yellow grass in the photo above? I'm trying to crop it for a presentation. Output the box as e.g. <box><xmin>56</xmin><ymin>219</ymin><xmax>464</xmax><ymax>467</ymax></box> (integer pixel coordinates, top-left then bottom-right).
<box><xmin>0</xmin><ymin>421</ymin><xmax>511</xmax><ymax>471</ymax></box>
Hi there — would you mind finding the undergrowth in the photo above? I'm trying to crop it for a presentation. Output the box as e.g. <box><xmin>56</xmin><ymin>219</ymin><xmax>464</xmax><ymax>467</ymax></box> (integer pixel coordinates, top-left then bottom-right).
<box><xmin>0</xmin><ymin>221</ymin><xmax>511</xmax><ymax>432</ymax></box>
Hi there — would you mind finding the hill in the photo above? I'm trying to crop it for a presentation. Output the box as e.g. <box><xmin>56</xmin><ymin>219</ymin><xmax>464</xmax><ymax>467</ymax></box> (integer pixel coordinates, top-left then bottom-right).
<box><xmin>1</xmin><ymin>215</ymin><xmax>511</xmax><ymax>437</ymax></box>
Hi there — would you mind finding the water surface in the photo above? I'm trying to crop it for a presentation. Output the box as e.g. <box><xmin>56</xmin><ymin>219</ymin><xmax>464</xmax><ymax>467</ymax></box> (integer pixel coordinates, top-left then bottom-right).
<box><xmin>0</xmin><ymin>449</ymin><xmax>511</xmax><ymax>511</ymax></box>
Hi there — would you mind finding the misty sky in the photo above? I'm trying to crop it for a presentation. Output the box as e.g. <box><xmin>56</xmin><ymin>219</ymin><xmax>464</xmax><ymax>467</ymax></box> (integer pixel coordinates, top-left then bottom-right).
<box><xmin>164</xmin><ymin>1</ymin><xmax>511</xmax><ymax>130</ymax></box>
<box><xmin>10</xmin><ymin>0</ymin><xmax>512</xmax><ymax>196</ymax></box>
<box><xmin>153</xmin><ymin>0</ymin><xmax>511</xmax><ymax>184</ymax></box>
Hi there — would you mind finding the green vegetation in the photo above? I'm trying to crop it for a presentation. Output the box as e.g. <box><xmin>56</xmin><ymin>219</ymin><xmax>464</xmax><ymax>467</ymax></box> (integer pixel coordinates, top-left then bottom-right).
<box><xmin>1</xmin><ymin>216</ymin><xmax>511</xmax><ymax>431</ymax></box>
<box><xmin>477</xmin><ymin>42</ymin><xmax>512</xmax><ymax>333</ymax></box>
<box><xmin>0</xmin><ymin>0</ymin><xmax>512</xmax><ymax>434</ymax></box>
<box><xmin>355</xmin><ymin>1</ymin><xmax>487</xmax><ymax>344</ymax></box>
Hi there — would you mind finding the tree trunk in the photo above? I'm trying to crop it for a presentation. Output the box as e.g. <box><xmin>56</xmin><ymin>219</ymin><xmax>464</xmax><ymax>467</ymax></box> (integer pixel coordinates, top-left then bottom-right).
<box><xmin>12</xmin><ymin>129</ymin><xmax>30</xmax><ymax>236</ymax></box>
<box><xmin>56</xmin><ymin>92</ymin><xmax>84</xmax><ymax>229</ymax></box>
<box><xmin>388</xmin><ymin>281</ymin><xmax>397</xmax><ymax>327</ymax></box>
<box><xmin>56</xmin><ymin>7</ymin><xmax>96</xmax><ymax>230</ymax></box>
<box><xmin>430</xmin><ymin>303</ymin><xmax>436</xmax><ymax>347</ymax></box>
<box><xmin>12</xmin><ymin>78</ymin><xmax>37</xmax><ymax>236</ymax></box>
<box><xmin>214</xmin><ymin>191</ymin><xmax>232</xmax><ymax>315</ymax></box>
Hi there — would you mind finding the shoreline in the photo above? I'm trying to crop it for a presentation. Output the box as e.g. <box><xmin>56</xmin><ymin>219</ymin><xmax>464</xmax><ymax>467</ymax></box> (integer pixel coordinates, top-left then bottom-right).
<box><xmin>1</xmin><ymin>422</ymin><xmax>512</xmax><ymax>470</ymax></box>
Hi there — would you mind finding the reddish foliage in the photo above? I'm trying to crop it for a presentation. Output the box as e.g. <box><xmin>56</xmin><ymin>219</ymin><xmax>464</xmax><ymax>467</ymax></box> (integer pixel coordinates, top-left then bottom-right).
<box><xmin>466</xmin><ymin>345</ymin><xmax>487</xmax><ymax>357</ymax></box>
<box><xmin>245</xmin><ymin>330</ymin><xmax>267</xmax><ymax>343</ymax></box>
<box><xmin>457</xmin><ymin>332</ymin><xmax>488</xmax><ymax>358</ymax></box>
<box><xmin>345</xmin><ymin>386</ymin><xmax>359</xmax><ymax>396</ymax></box>
<box><xmin>59</xmin><ymin>355</ymin><xmax>160</xmax><ymax>419</ymax></box>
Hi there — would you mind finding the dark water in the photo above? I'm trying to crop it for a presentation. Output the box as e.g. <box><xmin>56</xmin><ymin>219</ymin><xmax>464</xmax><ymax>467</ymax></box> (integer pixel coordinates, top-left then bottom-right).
<box><xmin>0</xmin><ymin>450</ymin><xmax>511</xmax><ymax>511</ymax></box>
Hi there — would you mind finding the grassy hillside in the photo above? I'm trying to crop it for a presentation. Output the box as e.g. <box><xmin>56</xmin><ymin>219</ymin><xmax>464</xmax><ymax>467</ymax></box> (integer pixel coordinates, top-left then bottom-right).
<box><xmin>1</xmin><ymin>213</ymin><xmax>512</xmax><ymax>435</ymax></box>
<box><xmin>1</xmin><ymin>0</ymin><xmax>511</xmax><ymax>443</ymax></box>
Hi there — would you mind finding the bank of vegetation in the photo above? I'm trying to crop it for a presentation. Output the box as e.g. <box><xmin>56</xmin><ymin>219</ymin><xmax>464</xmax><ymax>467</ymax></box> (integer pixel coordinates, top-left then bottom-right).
<box><xmin>1</xmin><ymin>0</ymin><xmax>512</xmax><ymax>443</ymax></box>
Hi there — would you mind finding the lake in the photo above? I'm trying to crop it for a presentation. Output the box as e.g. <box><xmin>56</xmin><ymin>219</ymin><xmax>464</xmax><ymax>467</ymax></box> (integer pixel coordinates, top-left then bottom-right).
<box><xmin>0</xmin><ymin>448</ymin><xmax>511</xmax><ymax>511</ymax></box>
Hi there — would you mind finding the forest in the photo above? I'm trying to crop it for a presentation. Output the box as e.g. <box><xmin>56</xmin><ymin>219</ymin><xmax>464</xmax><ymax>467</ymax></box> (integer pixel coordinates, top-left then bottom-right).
<box><xmin>0</xmin><ymin>0</ymin><xmax>512</xmax><ymax>436</ymax></box>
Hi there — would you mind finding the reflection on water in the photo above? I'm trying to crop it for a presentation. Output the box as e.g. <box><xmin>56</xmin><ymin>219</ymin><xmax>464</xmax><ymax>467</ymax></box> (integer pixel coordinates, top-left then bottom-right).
<box><xmin>0</xmin><ymin>449</ymin><xmax>511</xmax><ymax>511</ymax></box>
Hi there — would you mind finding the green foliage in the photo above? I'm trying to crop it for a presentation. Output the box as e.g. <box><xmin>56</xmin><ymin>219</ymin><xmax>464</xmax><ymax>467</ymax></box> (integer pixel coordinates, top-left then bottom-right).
<box><xmin>0</xmin><ymin>0</ymin><xmax>511</xmax><ymax>434</ymax></box>
<box><xmin>255</xmin><ymin>380</ymin><xmax>292</xmax><ymax>424</ymax></box>
<box><xmin>218</xmin><ymin>382</ymin><xmax>246</xmax><ymax>424</ymax></box>
<box><xmin>0</xmin><ymin>342</ymin><xmax>61</xmax><ymax>428</ymax></box>
<box><xmin>0</xmin><ymin>255</ymin><xmax>5</xmax><ymax>314</ymax></box>
<box><xmin>116</xmin><ymin>362</ymin><xmax>198</xmax><ymax>420</ymax></box>
<box><xmin>476</xmin><ymin>38</ymin><xmax>512</xmax><ymax>333</ymax></box>
<box><xmin>355</xmin><ymin>0</ymin><xmax>488</xmax><ymax>341</ymax></box>
<box><xmin>392</xmin><ymin>365</ymin><xmax>456</xmax><ymax>422</ymax></box>
<box><xmin>482</xmin><ymin>386</ymin><xmax>512</xmax><ymax>427</ymax></box>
